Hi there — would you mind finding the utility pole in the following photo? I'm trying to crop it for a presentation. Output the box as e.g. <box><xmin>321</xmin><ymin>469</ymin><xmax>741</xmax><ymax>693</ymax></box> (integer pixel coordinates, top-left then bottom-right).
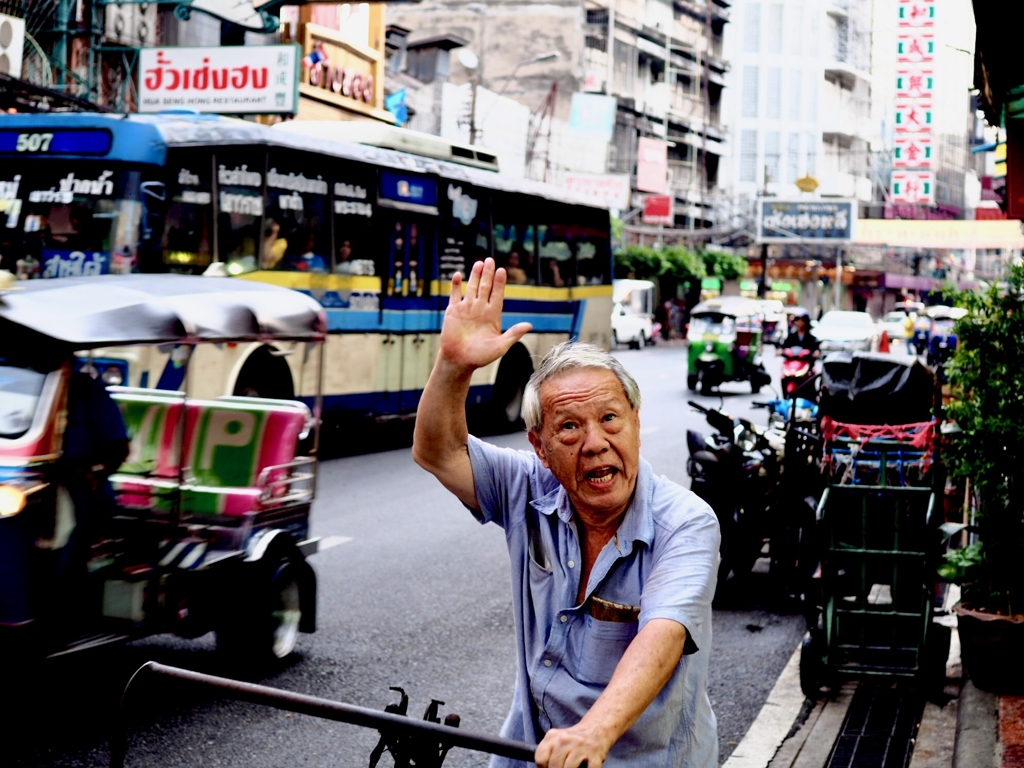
<box><xmin>468</xmin><ymin>72</ymin><xmax>479</xmax><ymax>144</ymax></box>
<box><xmin>758</xmin><ymin>164</ymin><xmax>770</xmax><ymax>299</ymax></box>
<box><xmin>835</xmin><ymin>248</ymin><xmax>843</xmax><ymax>309</ymax></box>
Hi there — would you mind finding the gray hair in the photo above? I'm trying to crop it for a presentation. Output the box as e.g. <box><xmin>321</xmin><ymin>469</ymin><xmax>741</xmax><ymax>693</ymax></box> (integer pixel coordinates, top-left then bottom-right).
<box><xmin>522</xmin><ymin>342</ymin><xmax>641</xmax><ymax>432</ymax></box>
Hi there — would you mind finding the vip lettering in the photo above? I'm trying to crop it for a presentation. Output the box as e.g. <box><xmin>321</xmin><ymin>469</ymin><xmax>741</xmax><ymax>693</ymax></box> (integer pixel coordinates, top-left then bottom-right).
<box><xmin>307</xmin><ymin>59</ymin><xmax>374</xmax><ymax>104</ymax></box>
<box><xmin>145</xmin><ymin>51</ymin><xmax>269</xmax><ymax>92</ymax></box>
<box><xmin>0</xmin><ymin>175</ymin><xmax>21</xmax><ymax>198</ymax></box>
<box><xmin>267</xmin><ymin>168</ymin><xmax>328</xmax><ymax>195</ymax></box>
<box><xmin>278</xmin><ymin>192</ymin><xmax>304</xmax><ymax>211</ymax></box>
<box><xmin>178</xmin><ymin>168</ymin><xmax>201</xmax><ymax>186</ymax></box>
<box><xmin>448</xmin><ymin>185</ymin><xmax>478</xmax><ymax>226</ymax></box>
<box><xmin>42</xmin><ymin>251</ymin><xmax>107</xmax><ymax>278</ymax></box>
<box><xmin>58</xmin><ymin>170</ymin><xmax>114</xmax><ymax>196</ymax></box>
<box><xmin>218</xmin><ymin>165</ymin><xmax>262</xmax><ymax>187</ymax></box>
<box><xmin>334</xmin><ymin>200</ymin><xmax>372</xmax><ymax>217</ymax></box>
<box><xmin>334</xmin><ymin>183</ymin><xmax>367</xmax><ymax>199</ymax></box>
<box><xmin>219</xmin><ymin>192</ymin><xmax>264</xmax><ymax>216</ymax></box>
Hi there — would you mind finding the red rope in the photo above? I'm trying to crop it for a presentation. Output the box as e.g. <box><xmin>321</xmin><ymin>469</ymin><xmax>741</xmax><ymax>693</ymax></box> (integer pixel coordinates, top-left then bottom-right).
<box><xmin>821</xmin><ymin>417</ymin><xmax>938</xmax><ymax>475</ymax></box>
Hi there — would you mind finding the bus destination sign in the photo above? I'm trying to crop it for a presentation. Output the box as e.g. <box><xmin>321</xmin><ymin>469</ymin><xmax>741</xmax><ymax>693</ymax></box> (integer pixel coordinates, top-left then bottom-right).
<box><xmin>0</xmin><ymin>130</ymin><xmax>113</xmax><ymax>156</ymax></box>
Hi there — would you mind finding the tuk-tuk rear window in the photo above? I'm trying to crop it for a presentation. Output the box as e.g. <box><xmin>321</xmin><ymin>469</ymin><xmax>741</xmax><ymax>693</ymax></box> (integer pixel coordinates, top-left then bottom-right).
<box><xmin>0</xmin><ymin>365</ymin><xmax>46</xmax><ymax>439</ymax></box>
<box><xmin>690</xmin><ymin>313</ymin><xmax>735</xmax><ymax>335</ymax></box>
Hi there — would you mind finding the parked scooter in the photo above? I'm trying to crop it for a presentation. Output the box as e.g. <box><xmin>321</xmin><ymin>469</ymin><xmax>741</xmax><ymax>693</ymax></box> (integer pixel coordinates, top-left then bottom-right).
<box><xmin>780</xmin><ymin>347</ymin><xmax>816</xmax><ymax>396</ymax></box>
<box><xmin>686</xmin><ymin>401</ymin><xmax>784</xmax><ymax>597</ymax></box>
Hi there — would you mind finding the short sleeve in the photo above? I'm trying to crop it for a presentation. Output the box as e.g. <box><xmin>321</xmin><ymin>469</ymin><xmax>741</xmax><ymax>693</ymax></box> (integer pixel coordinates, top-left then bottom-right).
<box><xmin>638</xmin><ymin>497</ymin><xmax>720</xmax><ymax>655</ymax></box>
<box><xmin>466</xmin><ymin>436</ymin><xmax>537</xmax><ymax>529</ymax></box>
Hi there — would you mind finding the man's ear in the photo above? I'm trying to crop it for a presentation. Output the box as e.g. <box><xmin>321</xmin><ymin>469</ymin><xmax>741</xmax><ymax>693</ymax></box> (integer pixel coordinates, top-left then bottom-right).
<box><xmin>527</xmin><ymin>429</ymin><xmax>550</xmax><ymax>468</ymax></box>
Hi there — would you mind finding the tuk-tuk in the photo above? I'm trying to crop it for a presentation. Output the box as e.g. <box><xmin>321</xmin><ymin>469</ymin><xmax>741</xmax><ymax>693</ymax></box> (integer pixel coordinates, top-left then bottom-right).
<box><xmin>0</xmin><ymin>274</ymin><xmax>324</xmax><ymax>667</ymax></box>
<box><xmin>686</xmin><ymin>296</ymin><xmax>771</xmax><ymax>394</ymax></box>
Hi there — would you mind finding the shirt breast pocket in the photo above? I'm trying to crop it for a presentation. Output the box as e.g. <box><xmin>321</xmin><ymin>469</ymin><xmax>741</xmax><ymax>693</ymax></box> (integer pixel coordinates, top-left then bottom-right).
<box><xmin>575</xmin><ymin>615</ymin><xmax>639</xmax><ymax>686</ymax></box>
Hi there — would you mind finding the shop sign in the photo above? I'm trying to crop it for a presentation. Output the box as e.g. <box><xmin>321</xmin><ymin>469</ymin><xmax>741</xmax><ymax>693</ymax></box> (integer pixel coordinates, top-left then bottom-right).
<box><xmin>894</xmin><ymin>102</ymin><xmax>933</xmax><ymax>133</ymax></box>
<box><xmin>897</xmin><ymin>0</ymin><xmax>935</xmax><ymax>27</ymax></box>
<box><xmin>139</xmin><ymin>45</ymin><xmax>299</xmax><ymax>115</ymax></box>
<box><xmin>893</xmin><ymin>134</ymin><xmax>933</xmax><ymax>169</ymax></box>
<box><xmin>637</xmin><ymin>137</ymin><xmax>669</xmax><ymax>194</ymax></box>
<box><xmin>380</xmin><ymin>171</ymin><xmax>437</xmax><ymax>208</ymax></box>
<box><xmin>891</xmin><ymin>171</ymin><xmax>935</xmax><ymax>204</ymax></box>
<box><xmin>896</xmin><ymin>68</ymin><xmax>934</xmax><ymax>100</ymax></box>
<box><xmin>896</xmin><ymin>32</ymin><xmax>934</xmax><ymax>63</ymax></box>
<box><xmin>301</xmin><ymin>24</ymin><xmax>381</xmax><ymax>112</ymax></box>
<box><xmin>562</xmin><ymin>173</ymin><xmax>631</xmax><ymax>210</ymax></box>
<box><xmin>642</xmin><ymin>194</ymin><xmax>673</xmax><ymax>225</ymax></box>
<box><xmin>756</xmin><ymin>199</ymin><xmax>856</xmax><ymax>243</ymax></box>
<box><xmin>41</xmin><ymin>250</ymin><xmax>110</xmax><ymax>278</ymax></box>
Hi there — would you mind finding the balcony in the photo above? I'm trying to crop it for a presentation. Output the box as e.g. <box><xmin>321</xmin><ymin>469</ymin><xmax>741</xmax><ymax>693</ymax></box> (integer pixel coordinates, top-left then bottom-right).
<box><xmin>820</xmin><ymin>82</ymin><xmax>873</xmax><ymax>141</ymax></box>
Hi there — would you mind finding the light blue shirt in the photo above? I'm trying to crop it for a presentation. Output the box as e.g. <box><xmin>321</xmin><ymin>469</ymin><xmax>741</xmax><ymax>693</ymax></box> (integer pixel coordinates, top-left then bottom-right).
<box><xmin>467</xmin><ymin>436</ymin><xmax>720</xmax><ymax>768</ymax></box>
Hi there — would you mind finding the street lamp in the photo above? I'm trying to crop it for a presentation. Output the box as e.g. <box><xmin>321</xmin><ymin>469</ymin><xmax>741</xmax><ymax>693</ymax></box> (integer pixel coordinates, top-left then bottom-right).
<box><xmin>468</xmin><ymin>50</ymin><xmax>561</xmax><ymax>144</ymax></box>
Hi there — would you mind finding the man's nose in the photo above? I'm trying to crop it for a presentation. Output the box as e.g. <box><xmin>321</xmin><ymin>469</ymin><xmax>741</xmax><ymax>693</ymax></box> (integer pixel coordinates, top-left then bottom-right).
<box><xmin>581</xmin><ymin>422</ymin><xmax>610</xmax><ymax>455</ymax></box>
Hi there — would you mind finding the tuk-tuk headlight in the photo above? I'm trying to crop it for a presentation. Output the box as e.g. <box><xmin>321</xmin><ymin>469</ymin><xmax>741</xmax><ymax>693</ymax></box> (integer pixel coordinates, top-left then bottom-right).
<box><xmin>0</xmin><ymin>485</ymin><xmax>27</xmax><ymax>517</ymax></box>
<box><xmin>102</xmin><ymin>365</ymin><xmax>124</xmax><ymax>386</ymax></box>
<box><xmin>705</xmin><ymin>343</ymin><xmax>714</xmax><ymax>353</ymax></box>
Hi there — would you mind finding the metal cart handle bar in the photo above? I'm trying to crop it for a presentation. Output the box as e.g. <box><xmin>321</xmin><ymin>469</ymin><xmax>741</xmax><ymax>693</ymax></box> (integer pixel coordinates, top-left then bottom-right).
<box><xmin>109</xmin><ymin>662</ymin><xmax>540</xmax><ymax>767</ymax></box>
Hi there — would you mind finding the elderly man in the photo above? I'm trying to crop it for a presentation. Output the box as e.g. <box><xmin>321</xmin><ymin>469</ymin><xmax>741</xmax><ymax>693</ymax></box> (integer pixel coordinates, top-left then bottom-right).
<box><xmin>413</xmin><ymin>258</ymin><xmax>720</xmax><ymax>768</ymax></box>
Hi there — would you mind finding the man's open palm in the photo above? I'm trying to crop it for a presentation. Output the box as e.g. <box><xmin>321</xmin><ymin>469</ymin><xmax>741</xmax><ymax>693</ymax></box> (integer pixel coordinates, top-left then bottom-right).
<box><xmin>440</xmin><ymin>258</ymin><xmax>532</xmax><ymax>370</ymax></box>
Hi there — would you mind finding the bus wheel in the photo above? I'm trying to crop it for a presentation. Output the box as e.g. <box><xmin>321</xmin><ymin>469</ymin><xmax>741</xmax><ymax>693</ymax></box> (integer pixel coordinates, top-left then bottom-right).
<box><xmin>233</xmin><ymin>346</ymin><xmax>295</xmax><ymax>400</ymax></box>
<box><xmin>491</xmin><ymin>344</ymin><xmax>533</xmax><ymax>432</ymax></box>
<box><xmin>218</xmin><ymin>554</ymin><xmax>302</xmax><ymax>672</ymax></box>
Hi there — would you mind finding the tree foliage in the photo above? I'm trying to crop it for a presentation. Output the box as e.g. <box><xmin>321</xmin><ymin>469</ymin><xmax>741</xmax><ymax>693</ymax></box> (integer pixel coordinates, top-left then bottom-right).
<box><xmin>703</xmin><ymin>250</ymin><xmax>749</xmax><ymax>281</ymax></box>
<box><xmin>944</xmin><ymin>263</ymin><xmax>1024</xmax><ymax>615</ymax></box>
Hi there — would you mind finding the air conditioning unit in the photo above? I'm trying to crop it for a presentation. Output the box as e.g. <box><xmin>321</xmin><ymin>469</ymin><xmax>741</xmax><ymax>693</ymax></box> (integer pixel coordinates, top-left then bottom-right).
<box><xmin>0</xmin><ymin>13</ymin><xmax>25</xmax><ymax>79</ymax></box>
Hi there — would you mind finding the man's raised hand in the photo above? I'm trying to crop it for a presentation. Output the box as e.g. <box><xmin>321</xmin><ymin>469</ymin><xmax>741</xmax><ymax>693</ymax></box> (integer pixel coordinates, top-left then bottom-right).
<box><xmin>439</xmin><ymin>258</ymin><xmax>532</xmax><ymax>371</ymax></box>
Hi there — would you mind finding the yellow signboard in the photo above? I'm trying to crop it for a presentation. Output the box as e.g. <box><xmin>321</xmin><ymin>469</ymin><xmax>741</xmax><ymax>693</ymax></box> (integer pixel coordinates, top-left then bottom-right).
<box><xmin>856</xmin><ymin>219</ymin><xmax>1024</xmax><ymax>249</ymax></box>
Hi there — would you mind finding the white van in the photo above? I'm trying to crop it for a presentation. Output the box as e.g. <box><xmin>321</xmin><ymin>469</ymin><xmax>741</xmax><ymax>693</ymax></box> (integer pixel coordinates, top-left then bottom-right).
<box><xmin>612</xmin><ymin>279</ymin><xmax>656</xmax><ymax>348</ymax></box>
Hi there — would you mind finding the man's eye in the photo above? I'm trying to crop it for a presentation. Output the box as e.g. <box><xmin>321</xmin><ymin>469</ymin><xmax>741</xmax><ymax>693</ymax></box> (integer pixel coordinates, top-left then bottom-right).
<box><xmin>561</xmin><ymin>422</ymin><xmax>577</xmax><ymax>431</ymax></box>
<box><xmin>602</xmin><ymin>413</ymin><xmax>616</xmax><ymax>422</ymax></box>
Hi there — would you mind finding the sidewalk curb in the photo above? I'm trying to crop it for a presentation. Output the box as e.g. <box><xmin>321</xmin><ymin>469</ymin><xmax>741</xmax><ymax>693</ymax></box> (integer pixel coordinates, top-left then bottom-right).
<box><xmin>953</xmin><ymin>680</ymin><xmax>1000</xmax><ymax>768</ymax></box>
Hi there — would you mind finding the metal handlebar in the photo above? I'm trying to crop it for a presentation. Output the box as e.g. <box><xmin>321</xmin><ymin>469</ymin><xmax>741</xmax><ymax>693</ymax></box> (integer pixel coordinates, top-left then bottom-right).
<box><xmin>109</xmin><ymin>662</ymin><xmax>538</xmax><ymax>768</ymax></box>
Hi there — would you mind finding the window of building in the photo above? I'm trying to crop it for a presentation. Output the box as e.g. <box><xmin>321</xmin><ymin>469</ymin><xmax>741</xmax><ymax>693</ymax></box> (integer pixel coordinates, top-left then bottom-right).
<box><xmin>740</xmin><ymin>130</ymin><xmax>758</xmax><ymax>183</ymax></box>
<box><xmin>808</xmin><ymin>8</ymin><xmax>819</xmax><ymax>56</ymax></box>
<box><xmin>806</xmin><ymin>70</ymin><xmax>818</xmax><ymax>121</ymax></box>
<box><xmin>791</xmin><ymin>3</ymin><xmax>803</xmax><ymax>55</ymax></box>
<box><xmin>788</xmin><ymin>132</ymin><xmax>801</xmax><ymax>182</ymax></box>
<box><xmin>789</xmin><ymin>69</ymin><xmax>802</xmax><ymax>121</ymax></box>
<box><xmin>613</xmin><ymin>40</ymin><xmax>638</xmax><ymax>95</ymax></box>
<box><xmin>742</xmin><ymin>65</ymin><xmax>759</xmax><ymax>118</ymax></box>
<box><xmin>405</xmin><ymin>47</ymin><xmax>438</xmax><ymax>83</ymax></box>
<box><xmin>805</xmin><ymin>131</ymin><xmax>818</xmax><ymax>175</ymax></box>
<box><xmin>767</xmin><ymin>4</ymin><xmax>783</xmax><ymax>54</ymax></box>
<box><xmin>744</xmin><ymin>3</ymin><xmax>761</xmax><ymax>53</ymax></box>
<box><xmin>766</xmin><ymin>67</ymin><xmax>782</xmax><ymax>119</ymax></box>
<box><xmin>765</xmin><ymin>131</ymin><xmax>781</xmax><ymax>184</ymax></box>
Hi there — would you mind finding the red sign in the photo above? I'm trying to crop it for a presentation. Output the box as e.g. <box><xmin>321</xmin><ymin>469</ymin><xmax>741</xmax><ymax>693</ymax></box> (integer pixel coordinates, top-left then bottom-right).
<box><xmin>642</xmin><ymin>194</ymin><xmax>674</xmax><ymax>225</ymax></box>
<box><xmin>636</xmin><ymin>137</ymin><xmax>669</xmax><ymax>194</ymax></box>
<box><xmin>893</xmin><ymin>134</ymin><xmax>933</xmax><ymax>169</ymax></box>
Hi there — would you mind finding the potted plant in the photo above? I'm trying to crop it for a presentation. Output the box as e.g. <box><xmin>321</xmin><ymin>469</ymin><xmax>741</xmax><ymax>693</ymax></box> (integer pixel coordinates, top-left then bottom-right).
<box><xmin>940</xmin><ymin>263</ymin><xmax>1024</xmax><ymax>693</ymax></box>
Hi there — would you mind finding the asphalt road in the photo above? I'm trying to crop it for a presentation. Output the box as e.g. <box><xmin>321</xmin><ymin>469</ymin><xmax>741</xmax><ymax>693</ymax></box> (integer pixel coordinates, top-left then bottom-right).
<box><xmin>4</xmin><ymin>343</ymin><xmax>806</xmax><ymax>768</ymax></box>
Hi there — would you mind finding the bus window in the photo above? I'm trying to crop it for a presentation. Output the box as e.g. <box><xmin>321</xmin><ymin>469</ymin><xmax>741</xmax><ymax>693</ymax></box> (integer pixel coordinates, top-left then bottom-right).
<box><xmin>573</xmin><ymin>207</ymin><xmax>612</xmax><ymax>286</ymax></box>
<box><xmin>9</xmin><ymin>164</ymin><xmax>142</xmax><ymax>278</ymax></box>
<box><xmin>158</xmin><ymin>149</ymin><xmax>213</xmax><ymax>274</ymax></box>
<box><xmin>440</xmin><ymin>182</ymin><xmax>490</xmax><ymax>282</ymax></box>
<box><xmin>492</xmin><ymin>193</ymin><xmax>537</xmax><ymax>285</ymax></box>
<box><xmin>538</xmin><ymin>208</ymin><xmax>575</xmax><ymax>288</ymax></box>
<box><xmin>266</xmin><ymin>149</ymin><xmax>330</xmax><ymax>274</ymax></box>
<box><xmin>332</xmin><ymin>162</ymin><xmax>376</xmax><ymax>276</ymax></box>
<box><xmin>215</xmin><ymin>149</ymin><xmax>266</xmax><ymax>274</ymax></box>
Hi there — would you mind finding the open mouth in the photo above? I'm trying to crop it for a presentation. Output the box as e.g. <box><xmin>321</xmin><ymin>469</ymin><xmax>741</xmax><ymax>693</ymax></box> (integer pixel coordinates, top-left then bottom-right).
<box><xmin>585</xmin><ymin>467</ymin><xmax>619</xmax><ymax>485</ymax></box>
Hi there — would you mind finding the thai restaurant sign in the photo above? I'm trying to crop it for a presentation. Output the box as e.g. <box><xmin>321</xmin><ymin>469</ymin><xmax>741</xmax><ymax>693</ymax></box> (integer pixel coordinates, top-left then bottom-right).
<box><xmin>299</xmin><ymin>22</ymin><xmax>392</xmax><ymax>123</ymax></box>
<box><xmin>138</xmin><ymin>45</ymin><xmax>299</xmax><ymax>114</ymax></box>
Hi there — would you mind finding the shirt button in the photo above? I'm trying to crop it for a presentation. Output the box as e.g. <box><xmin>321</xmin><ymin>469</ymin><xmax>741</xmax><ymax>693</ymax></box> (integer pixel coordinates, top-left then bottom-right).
<box><xmin>568</xmin><ymin>560</ymin><xmax>575</xmax><ymax>569</ymax></box>
<box><xmin>560</xmin><ymin>614</ymin><xmax>568</xmax><ymax>623</ymax></box>
<box><xmin>544</xmin><ymin>659</ymin><xmax>553</xmax><ymax>667</ymax></box>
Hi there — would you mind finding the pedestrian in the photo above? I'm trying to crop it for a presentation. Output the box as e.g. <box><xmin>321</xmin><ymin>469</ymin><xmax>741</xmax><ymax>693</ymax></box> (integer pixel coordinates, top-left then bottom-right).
<box><xmin>413</xmin><ymin>258</ymin><xmax>720</xmax><ymax>768</ymax></box>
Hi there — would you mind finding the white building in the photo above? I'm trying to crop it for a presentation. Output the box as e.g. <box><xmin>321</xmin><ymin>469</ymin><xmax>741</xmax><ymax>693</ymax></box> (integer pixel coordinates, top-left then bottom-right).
<box><xmin>720</xmin><ymin>0</ymin><xmax>877</xmax><ymax>215</ymax></box>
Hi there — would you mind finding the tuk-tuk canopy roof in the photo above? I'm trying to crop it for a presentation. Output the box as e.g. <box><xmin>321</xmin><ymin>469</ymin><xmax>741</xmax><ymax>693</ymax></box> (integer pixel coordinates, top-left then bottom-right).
<box><xmin>691</xmin><ymin>296</ymin><xmax>765</xmax><ymax>318</ymax></box>
<box><xmin>0</xmin><ymin>275</ymin><xmax>327</xmax><ymax>349</ymax></box>
<box><xmin>612</xmin><ymin>279</ymin><xmax>656</xmax><ymax>304</ymax></box>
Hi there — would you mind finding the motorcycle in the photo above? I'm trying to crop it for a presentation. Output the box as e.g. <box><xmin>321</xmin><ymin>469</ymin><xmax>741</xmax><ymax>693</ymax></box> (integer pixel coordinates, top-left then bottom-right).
<box><xmin>780</xmin><ymin>346</ymin><xmax>816</xmax><ymax>396</ymax></box>
<box><xmin>686</xmin><ymin>401</ymin><xmax>784</xmax><ymax>597</ymax></box>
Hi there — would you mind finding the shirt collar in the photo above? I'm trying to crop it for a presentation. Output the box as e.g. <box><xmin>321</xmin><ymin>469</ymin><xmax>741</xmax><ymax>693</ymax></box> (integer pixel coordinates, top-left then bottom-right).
<box><xmin>530</xmin><ymin>457</ymin><xmax>656</xmax><ymax>550</ymax></box>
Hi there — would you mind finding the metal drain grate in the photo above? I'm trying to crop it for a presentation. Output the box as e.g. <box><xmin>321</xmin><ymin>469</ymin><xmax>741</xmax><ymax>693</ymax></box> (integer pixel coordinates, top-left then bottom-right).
<box><xmin>825</xmin><ymin>684</ymin><xmax>924</xmax><ymax>768</ymax></box>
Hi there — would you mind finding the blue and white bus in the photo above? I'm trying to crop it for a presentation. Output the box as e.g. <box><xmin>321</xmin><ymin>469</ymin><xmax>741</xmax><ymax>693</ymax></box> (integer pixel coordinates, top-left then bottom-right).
<box><xmin>0</xmin><ymin>113</ymin><xmax>612</xmax><ymax>428</ymax></box>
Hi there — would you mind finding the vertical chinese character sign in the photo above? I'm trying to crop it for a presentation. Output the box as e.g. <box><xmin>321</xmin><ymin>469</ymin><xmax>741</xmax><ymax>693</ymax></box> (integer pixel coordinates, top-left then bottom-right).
<box><xmin>891</xmin><ymin>0</ymin><xmax>936</xmax><ymax>204</ymax></box>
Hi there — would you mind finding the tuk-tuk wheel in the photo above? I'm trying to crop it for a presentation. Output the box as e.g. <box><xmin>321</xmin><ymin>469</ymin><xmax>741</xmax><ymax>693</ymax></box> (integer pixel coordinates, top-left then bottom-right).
<box><xmin>687</xmin><ymin>375</ymin><xmax>698</xmax><ymax>392</ymax></box>
<box><xmin>799</xmin><ymin>632</ymin><xmax>826</xmax><ymax>699</ymax></box>
<box><xmin>218</xmin><ymin>554</ymin><xmax>303</xmax><ymax>669</ymax></box>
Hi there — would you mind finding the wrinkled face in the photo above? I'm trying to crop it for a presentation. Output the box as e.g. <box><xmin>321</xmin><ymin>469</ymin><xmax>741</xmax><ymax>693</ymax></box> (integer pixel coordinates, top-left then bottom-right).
<box><xmin>528</xmin><ymin>368</ymin><xmax>641</xmax><ymax>522</ymax></box>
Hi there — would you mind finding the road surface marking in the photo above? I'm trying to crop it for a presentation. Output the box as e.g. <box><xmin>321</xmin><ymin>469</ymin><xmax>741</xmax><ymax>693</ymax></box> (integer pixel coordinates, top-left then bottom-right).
<box><xmin>722</xmin><ymin>641</ymin><xmax>806</xmax><ymax>768</ymax></box>
<box><xmin>318</xmin><ymin>535</ymin><xmax>353</xmax><ymax>552</ymax></box>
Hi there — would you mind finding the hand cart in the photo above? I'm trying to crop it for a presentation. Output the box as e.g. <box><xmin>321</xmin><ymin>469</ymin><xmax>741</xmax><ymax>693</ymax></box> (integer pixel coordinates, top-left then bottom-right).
<box><xmin>799</xmin><ymin>353</ymin><xmax>950</xmax><ymax>698</ymax></box>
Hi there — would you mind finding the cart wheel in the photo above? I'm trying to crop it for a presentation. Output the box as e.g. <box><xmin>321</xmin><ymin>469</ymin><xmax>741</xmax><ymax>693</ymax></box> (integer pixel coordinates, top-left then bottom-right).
<box><xmin>218</xmin><ymin>555</ymin><xmax>303</xmax><ymax>671</ymax></box>
<box><xmin>799</xmin><ymin>632</ymin><xmax>825</xmax><ymax>699</ymax></box>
